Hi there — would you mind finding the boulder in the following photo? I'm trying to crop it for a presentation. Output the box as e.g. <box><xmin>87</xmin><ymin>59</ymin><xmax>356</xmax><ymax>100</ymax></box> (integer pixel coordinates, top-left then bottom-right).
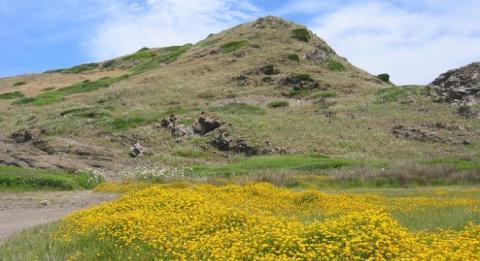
<box><xmin>193</xmin><ymin>113</ymin><xmax>222</xmax><ymax>135</ymax></box>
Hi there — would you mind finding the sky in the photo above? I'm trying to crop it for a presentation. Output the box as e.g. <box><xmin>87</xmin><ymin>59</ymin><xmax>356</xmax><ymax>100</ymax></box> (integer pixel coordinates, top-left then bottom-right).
<box><xmin>1</xmin><ymin>0</ymin><xmax>479</xmax><ymax>85</ymax></box>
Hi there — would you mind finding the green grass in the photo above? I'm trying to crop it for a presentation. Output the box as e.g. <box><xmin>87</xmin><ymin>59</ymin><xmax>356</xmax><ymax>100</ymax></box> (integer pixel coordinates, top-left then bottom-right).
<box><xmin>62</xmin><ymin>63</ymin><xmax>99</xmax><ymax>73</ymax></box>
<box><xmin>13</xmin><ymin>81</ymin><xmax>26</xmax><ymax>87</ymax></box>
<box><xmin>220</xmin><ymin>40</ymin><xmax>249</xmax><ymax>53</ymax></box>
<box><xmin>291</xmin><ymin>28</ymin><xmax>311</xmax><ymax>42</ymax></box>
<box><xmin>0</xmin><ymin>91</ymin><xmax>25</xmax><ymax>100</ymax></box>
<box><xmin>130</xmin><ymin>44</ymin><xmax>192</xmax><ymax>75</ymax></box>
<box><xmin>375</xmin><ymin>86</ymin><xmax>421</xmax><ymax>103</ymax></box>
<box><xmin>13</xmin><ymin>75</ymin><xmax>129</xmax><ymax>106</ymax></box>
<box><xmin>425</xmin><ymin>157</ymin><xmax>480</xmax><ymax>171</ymax></box>
<box><xmin>392</xmin><ymin>206</ymin><xmax>480</xmax><ymax>231</ymax></box>
<box><xmin>211</xmin><ymin>103</ymin><xmax>266</xmax><ymax>115</ymax></box>
<box><xmin>287</xmin><ymin>53</ymin><xmax>300</xmax><ymax>63</ymax></box>
<box><xmin>190</xmin><ymin>154</ymin><xmax>351</xmax><ymax>176</ymax></box>
<box><xmin>326</xmin><ymin>59</ymin><xmax>346</xmax><ymax>71</ymax></box>
<box><xmin>109</xmin><ymin>116</ymin><xmax>149</xmax><ymax>130</ymax></box>
<box><xmin>0</xmin><ymin>166</ymin><xmax>103</xmax><ymax>191</ymax></box>
<box><xmin>268</xmin><ymin>100</ymin><xmax>289</xmax><ymax>108</ymax></box>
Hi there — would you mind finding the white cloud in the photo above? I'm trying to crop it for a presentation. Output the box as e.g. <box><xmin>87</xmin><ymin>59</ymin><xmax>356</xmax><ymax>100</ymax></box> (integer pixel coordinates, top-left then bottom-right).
<box><xmin>309</xmin><ymin>1</ymin><xmax>480</xmax><ymax>85</ymax></box>
<box><xmin>85</xmin><ymin>0</ymin><xmax>262</xmax><ymax>60</ymax></box>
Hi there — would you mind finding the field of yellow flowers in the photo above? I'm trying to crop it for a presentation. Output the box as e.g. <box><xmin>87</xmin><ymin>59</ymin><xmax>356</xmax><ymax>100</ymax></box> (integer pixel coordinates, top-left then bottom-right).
<box><xmin>52</xmin><ymin>183</ymin><xmax>480</xmax><ymax>260</ymax></box>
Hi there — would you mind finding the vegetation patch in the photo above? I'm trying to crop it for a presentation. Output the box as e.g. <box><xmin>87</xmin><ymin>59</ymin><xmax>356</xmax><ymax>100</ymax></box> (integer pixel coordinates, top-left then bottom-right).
<box><xmin>121</xmin><ymin>48</ymin><xmax>157</xmax><ymax>61</ymax></box>
<box><xmin>12</xmin><ymin>81</ymin><xmax>26</xmax><ymax>87</ymax></box>
<box><xmin>60</xmin><ymin>106</ymin><xmax>112</xmax><ymax>119</ymax></box>
<box><xmin>313</xmin><ymin>90</ymin><xmax>337</xmax><ymax>98</ymax></box>
<box><xmin>326</xmin><ymin>59</ymin><xmax>346</xmax><ymax>71</ymax></box>
<box><xmin>41</xmin><ymin>87</ymin><xmax>55</xmax><ymax>92</ymax></box>
<box><xmin>287</xmin><ymin>53</ymin><xmax>300</xmax><ymax>62</ymax></box>
<box><xmin>268</xmin><ymin>100</ymin><xmax>289</xmax><ymax>108</ymax></box>
<box><xmin>190</xmin><ymin>154</ymin><xmax>351</xmax><ymax>176</ymax></box>
<box><xmin>0</xmin><ymin>166</ymin><xmax>103</xmax><ymax>191</ymax></box>
<box><xmin>0</xmin><ymin>91</ymin><xmax>25</xmax><ymax>100</ymax></box>
<box><xmin>211</xmin><ymin>103</ymin><xmax>266</xmax><ymax>115</ymax></box>
<box><xmin>291</xmin><ymin>28</ymin><xmax>311</xmax><ymax>42</ymax></box>
<box><xmin>221</xmin><ymin>40</ymin><xmax>249</xmax><ymax>53</ymax></box>
<box><xmin>61</xmin><ymin>63</ymin><xmax>99</xmax><ymax>73</ymax></box>
<box><xmin>425</xmin><ymin>157</ymin><xmax>480</xmax><ymax>171</ymax></box>
<box><xmin>130</xmin><ymin>44</ymin><xmax>192</xmax><ymax>75</ymax></box>
<box><xmin>14</xmin><ymin>75</ymin><xmax>129</xmax><ymax>106</ymax></box>
<box><xmin>375</xmin><ymin>86</ymin><xmax>421</xmax><ymax>103</ymax></box>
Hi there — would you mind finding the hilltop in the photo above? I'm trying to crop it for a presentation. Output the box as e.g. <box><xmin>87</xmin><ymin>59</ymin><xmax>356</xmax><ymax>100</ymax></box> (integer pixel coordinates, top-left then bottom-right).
<box><xmin>0</xmin><ymin>16</ymin><xmax>478</xmax><ymax>178</ymax></box>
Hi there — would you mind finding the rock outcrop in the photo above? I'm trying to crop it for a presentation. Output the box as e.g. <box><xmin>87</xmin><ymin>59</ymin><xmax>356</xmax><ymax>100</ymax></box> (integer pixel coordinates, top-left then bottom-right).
<box><xmin>428</xmin><ymin>62</ymin><xmax>480</xmax><ymax>106</ymax></box>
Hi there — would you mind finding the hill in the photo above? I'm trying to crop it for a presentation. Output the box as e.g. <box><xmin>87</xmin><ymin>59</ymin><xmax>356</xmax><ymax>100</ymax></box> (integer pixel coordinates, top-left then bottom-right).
<box><xmin>0</xmin><ymin>16</ymin><xmax>478</xmax><ymax>179</ymax></box>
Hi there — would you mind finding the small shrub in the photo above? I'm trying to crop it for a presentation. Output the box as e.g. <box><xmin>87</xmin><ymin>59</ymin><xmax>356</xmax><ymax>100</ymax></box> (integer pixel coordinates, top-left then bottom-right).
<box><xmin>13</xmin><ymin>81</ymin><xmax>26</xmax><ymax>87</ymax></box>
<box><xmin>109</xmin><ymin>116</ymin><xmax>147</xmax><ymax>130</ymax></box>
<box><xmin>293</xmin><ymin>74</ymin><xmax>313</xmax><ymax>81</ymax></box>
<box><xmin>0</xmin><ymin>91</ymin><xmax>25</xmax><ymax>100</ymax></box>
<box><xmin>291</xmin><ymin>28</ymin><xmax>311</xmax><ymax>42</ymax></box>
<box><xmin>221</xmin><ymin>40</ymin><xmax>249</xmax><ymax>53</ymax></box>
<box><xmin>268</xmin><ymin>100</ymin><xmax>289</xmax><ymax>108</ymax></box>
<box><xmin>377</xmin><ymin>74</ymin><xmax>390</xmax><ymax>83</ymax></box>
<box><xmin>326</xmin><ymin>60</ymin><xmax>346</xmax><ymax>71</ymax></box>
<box><xmin>288</xmin><ymin>53</ymin><xmax>300</xmax><ymax>63</ymax></box>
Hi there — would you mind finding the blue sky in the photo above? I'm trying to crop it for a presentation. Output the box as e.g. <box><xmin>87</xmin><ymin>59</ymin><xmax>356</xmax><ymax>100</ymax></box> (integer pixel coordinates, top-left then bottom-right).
<box><xmin>1</xmin><ymin>0</ymin><xmax>479</xmax><ymax>84</ymax></box>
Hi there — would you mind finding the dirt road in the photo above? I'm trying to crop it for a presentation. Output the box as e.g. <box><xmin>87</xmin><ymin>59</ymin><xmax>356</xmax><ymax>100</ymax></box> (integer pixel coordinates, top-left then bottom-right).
<box><xmin>0</xmin><ymin>191</ymin><xmax>117</xmax><ymax>242</ymax></box>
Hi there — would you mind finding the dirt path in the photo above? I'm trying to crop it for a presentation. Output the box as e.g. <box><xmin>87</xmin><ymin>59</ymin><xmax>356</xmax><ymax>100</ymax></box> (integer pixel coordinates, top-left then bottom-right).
<box><xmin>0</xmin><ymin>191</ymin><xmax>117</xmax><ymax>242</ymax></box>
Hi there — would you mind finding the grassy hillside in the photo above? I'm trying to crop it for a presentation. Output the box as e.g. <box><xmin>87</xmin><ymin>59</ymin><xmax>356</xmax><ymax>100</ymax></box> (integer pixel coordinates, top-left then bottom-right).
<box><xmin>0</xmin><ymin>15</ymin><xmax>478</xmax><ymax>176</ymax></box>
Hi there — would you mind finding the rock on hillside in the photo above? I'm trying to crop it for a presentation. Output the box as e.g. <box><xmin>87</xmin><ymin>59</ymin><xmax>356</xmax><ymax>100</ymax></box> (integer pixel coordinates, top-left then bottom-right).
<box><xmin>428</xmin><ymin>62</ymin><xmax>480</xmax><ymax>106</ymax></box>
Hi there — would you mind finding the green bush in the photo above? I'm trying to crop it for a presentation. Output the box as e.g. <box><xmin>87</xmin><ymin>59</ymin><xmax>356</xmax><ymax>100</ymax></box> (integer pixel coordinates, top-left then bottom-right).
<box><xmin>13</xmin><ymin>81</ymin><xmax>26</xmax><ymax>87</ymax></box>
<box><xmin>221</xmin><ymin>40</ymin><xmax>249</xmax><ymax>53</ymax></box>
<box><xmin>0</xmin><ymin>91</ymin><xmax>25</xmax><ymax>100</ymax></box>
<box><xmin>0</xmin><ymin>166</ymin><xmax>103</xmax><ymax>191</ymax></box>
<box><xmin>268</xmin><ymin>100</ymin><xmax>289</xmax><ymax>108</ymax></box>
<box><xmin>377</xmin><ymin>73</ymin><xmax>391</xmax><ymax>83</ymax></box>
<box><xmin>326</xmin><ymin>60</ymin><xmax>346</xmax><ymax>71</ymax></box>
<box><xmin>288</xmin><ymin>53</ymin><xmax>300</xmax><ymax>63</ymax></box>
<box><xmin>291</xmin><ymin>28</ymin><xmax>311</xmax><ymax>42</ymax></box>
<box><xmin>109</xmin><ymin>116</ymin><xmax>148</xmax><ymax>130</ymax></box>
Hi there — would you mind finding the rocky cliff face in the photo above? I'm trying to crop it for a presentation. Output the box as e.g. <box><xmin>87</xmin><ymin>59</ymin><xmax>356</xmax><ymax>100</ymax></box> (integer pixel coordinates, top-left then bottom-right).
<box><xmin>428</xmin><ymin>62</ymin><xmax>480</xmax><ymax>106</ymax></box>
